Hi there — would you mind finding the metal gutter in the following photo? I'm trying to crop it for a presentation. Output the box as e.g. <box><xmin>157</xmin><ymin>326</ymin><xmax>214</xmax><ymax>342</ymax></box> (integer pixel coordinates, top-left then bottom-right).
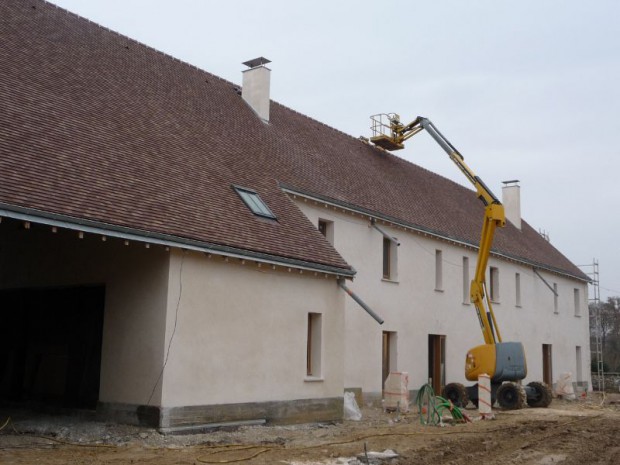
<box><xmin>281</xmin><ymin>184</ymin><xmax>589</xmax><ymax>283</ymax></box>
<box><xmin>370</xmin><ymin>219</ymin><xmax>400</xmax><ymax>246</ymax></box>
<box><xmin>338</xmin><ymin>280</ymin><xmax>384</xmax><ymax>325</ymax></box>
<box><xmin>533</xmin><ymin>268</ymin><xmax>559</xmax><ymax>296</ymax></box>
<box><xmin>0</xmin><ymin>203</ymin><xmax>355</xmax><ymax>278</ymax></box>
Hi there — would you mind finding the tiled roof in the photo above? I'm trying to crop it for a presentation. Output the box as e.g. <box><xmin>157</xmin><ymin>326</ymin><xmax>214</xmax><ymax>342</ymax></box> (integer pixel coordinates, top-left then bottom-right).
<box><xmin>0</xmin><ymin>0</ymin><xmax>587</xmax><ymax>281</ymax></box>
<box><xmin>270</xmin><ymin>106</ymin><xmax>587</xmax><ymax>280</ymax></box>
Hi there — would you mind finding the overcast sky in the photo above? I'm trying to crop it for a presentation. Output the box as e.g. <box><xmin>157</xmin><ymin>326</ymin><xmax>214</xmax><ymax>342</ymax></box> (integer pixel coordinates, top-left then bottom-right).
<box><xmin>49</xmin><ymin>0</ymin><xmax>620</xmax><ymax>300</ymax></box>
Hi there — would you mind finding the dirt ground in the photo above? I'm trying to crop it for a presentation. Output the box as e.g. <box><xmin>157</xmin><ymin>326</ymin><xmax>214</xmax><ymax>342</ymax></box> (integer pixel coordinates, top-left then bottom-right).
<box><xmin>1</xmin><ymin>393</ymin><xmax>620</xmax><ymax>465</ymax></box>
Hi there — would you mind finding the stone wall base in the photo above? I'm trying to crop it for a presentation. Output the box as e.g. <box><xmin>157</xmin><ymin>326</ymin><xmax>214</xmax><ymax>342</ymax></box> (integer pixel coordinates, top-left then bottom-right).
<box><xmin>98</xmin><ymin>396</ymin><xmax>343</xmax><ymax>432</ymax></box>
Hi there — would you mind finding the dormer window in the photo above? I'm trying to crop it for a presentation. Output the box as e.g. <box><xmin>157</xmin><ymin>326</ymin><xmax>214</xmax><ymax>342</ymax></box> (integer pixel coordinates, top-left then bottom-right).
<box><xmin>233</xmin><ymin>186</ymin><xmax>276</xmax><ymax>219</ymax></box>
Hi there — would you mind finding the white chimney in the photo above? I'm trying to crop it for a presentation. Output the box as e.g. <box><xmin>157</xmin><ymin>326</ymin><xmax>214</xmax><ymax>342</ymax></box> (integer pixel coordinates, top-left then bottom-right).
<box><xmin>502</xmin><ymin>180</ymin><xmax>521</xmax><ymax>230</ymax></box>
<box><xmin>241</xmin><ymin>57</ymin><xmax>271</xmax><ymax>122</ymax></box>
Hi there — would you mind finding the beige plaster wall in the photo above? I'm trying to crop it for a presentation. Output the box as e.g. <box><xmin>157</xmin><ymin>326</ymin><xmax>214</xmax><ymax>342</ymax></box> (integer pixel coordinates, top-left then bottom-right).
<box><xmin>97</xmin><ymin>246</ymin><xmax>169</xmax><ymax>406</ymax></box>
<box><xmin>159</xmin><ymin>249</ymin><xmax>345</xmax><ymax>408</ymax></box>
<box><xmin>293</xmin><ymin>198</ymin><xmax>591</xmax><ymax>394</ymax></box>
<box><xmin>495</xmin><ymin>263</ymin><xmax>591</xmax><ymax>383</ymax></box>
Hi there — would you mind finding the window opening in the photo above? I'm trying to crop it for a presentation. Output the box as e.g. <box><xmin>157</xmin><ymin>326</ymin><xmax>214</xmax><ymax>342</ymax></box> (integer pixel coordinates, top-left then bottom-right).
<box><xmin>233</xmin><ymin>186</ymin><xmax>276</xmax><ymax>219</ymax></box>
<box><xmin>318</xmin><ymin>219</ymin><xmax>334</xmax><ymax>244</ymax></box>
<box><xmin>306</xmin><ymin>313</ymin><xmax>322</xmax><ymax>377</ymax></box>
<box><xmin>574</xmin><ymin>288</ymin><xmax>581</xmax><ymax>316</ymax></box>
<box><xmin>515</xmin><ymin>273</ymin><xmax>521</xmax><ymax>307</ymax></box>
<box><xmin>383</xmin><ymin>237</ymin><xmax>391</xmax><ymax>279</ymax></box>
<box><xmin>435</xmin><ymin>250</ymin><xmax>443</xmax><ymax>291</ymax></box>
<box><xmin>381</xmin><ymin>237</ymin><xmax>398</xmax><ymax>280</ymax></box>
<box><xmin>489</xmin><ymin>266</ymin><xmax>499</xmax><ymax>302</ymax></box>
<box><xmin>553</xmin><ymin>283</ymin><xmax>558</xmax><ymax>313</ymax></box>
<box><xmin>462</xmin><ymin>257</ymin><xmax>470</xmax><ymax>304</ymax></box>
<box><xmin>318</xmin><ymin>220</ymin><xmax>327</xmax><ymax>236</ymax></box>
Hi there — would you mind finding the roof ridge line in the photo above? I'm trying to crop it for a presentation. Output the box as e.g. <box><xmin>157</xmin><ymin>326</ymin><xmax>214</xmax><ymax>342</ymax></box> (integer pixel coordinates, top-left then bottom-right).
<box><xmin>45</xmin><ymin>0</ymin><xmax>373</xmax><ymax>149</ymax></box>
<box><xmin>271</xmin><ymin>100</ymin><xmax>375</xmax><ymax>146</ymax></box>
<box><xmin>270</xmin><ymin>99</ymin><xmax>488</xmax><ymax>196</ymax></box>
<box><xmin>43</xmin><ymin>0</ymin><xmax>234</xmax><ymax>87</ymax></box>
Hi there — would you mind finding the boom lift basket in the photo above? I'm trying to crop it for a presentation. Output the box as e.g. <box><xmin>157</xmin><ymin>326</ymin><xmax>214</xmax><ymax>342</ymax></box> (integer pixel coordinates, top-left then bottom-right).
<box><xmin>370</xmin><ymin>113</ymin><xmax>405</xmax><ymax>151</ymax></box>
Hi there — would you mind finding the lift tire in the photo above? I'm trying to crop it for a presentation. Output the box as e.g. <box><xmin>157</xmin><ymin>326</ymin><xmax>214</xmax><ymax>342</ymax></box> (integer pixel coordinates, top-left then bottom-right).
<box><xmin>497</xmin><ymin>382</ymin><xmax>525</xmax><ymax>410</ymax></box>
<box><xmin>526</xmin><ymin>381</ymin><xmax>552</xmax><ymax>408</ymax></box>
<box><xmin>442</xmin><ymin>383</ymin><xmax>469</xmax><ymax>408</ymax></box>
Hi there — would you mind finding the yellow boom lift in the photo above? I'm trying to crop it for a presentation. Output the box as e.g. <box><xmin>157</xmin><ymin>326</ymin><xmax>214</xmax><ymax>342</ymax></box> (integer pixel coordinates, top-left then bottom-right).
<box><xmin>370</xmin><ymin>114</ymin><xmax>552</xmax><ymax>409</ymax></box>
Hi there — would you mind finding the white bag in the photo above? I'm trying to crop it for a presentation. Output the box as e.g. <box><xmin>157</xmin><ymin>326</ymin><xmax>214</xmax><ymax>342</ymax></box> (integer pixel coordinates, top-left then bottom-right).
<box><xmin>343</xmin><ymin>391</ymin><xmax>362</xmax><ymax>421</ymax></box>
<box><xmin>554</xmin><ymin>372</ymin><xmax>576</xmax><ymax>400</ymax></box>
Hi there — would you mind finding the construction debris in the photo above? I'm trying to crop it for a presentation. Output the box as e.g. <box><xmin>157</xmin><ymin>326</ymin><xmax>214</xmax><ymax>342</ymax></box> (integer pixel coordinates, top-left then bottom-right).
<box><xmin>383</xmin><ymin>372</ymin><xmax>409</xmax><ymax>412</ymax></box>
<box><xmin>354</xmin><ymin>449</ymin><xmax>399</xmax><ymax>464</ymax></box>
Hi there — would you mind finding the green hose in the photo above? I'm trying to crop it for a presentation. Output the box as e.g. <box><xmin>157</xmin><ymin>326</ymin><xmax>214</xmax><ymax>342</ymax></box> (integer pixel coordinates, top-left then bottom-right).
<box><xmin>415</xmin><ymin>383</ymin><xmax>441</xmax><ymax>425</ymax></box>
<box><xmin>415</xmin><ymin>383</ymin><xmax>470</xmax><ymax>425</ymax></box>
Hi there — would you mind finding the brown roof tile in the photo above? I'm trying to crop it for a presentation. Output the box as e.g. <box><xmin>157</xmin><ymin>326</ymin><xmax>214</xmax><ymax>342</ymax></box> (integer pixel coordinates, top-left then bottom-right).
<box><xmin>270</xmin><ymin>107</ymin><xmax>586</xmax><ymax>279</ymax></box>
<box><xmin>0</xmin><ymin>0</ymin><xmax>587</xmax><ymax>281</ymax></box>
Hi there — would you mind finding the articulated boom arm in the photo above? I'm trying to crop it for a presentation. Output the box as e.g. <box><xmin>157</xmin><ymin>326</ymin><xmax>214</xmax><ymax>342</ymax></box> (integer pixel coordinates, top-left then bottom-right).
<box><xmin>371</xmin><ymin>115</ymin><xmax>506</xmax><ymax>346</ymax></box>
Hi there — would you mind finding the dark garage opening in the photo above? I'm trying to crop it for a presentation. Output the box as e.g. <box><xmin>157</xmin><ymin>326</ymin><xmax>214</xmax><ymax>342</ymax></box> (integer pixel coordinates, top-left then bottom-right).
<box><xmin>0</xmin><ymin>285</ymin><xmax>105</xmax><ymax>410</ymax></box>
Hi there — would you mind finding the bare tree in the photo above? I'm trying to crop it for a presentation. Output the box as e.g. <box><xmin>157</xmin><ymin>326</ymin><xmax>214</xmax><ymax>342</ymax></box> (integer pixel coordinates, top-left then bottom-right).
<box><xmin>591</xmin><ymin>297</ymin><xmax>620</xmax><ymax>372</ymax></box>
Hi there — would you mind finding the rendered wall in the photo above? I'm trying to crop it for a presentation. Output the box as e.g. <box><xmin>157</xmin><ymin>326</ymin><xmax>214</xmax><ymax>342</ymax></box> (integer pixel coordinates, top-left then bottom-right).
<box><xmin>0</xmin><ymin>220</ymin><xmax>347</xmax><ymax>427</ymax></box>
<box><xmin>293</xmin><ymin>198</ymin><xmax>591</xmax><ymax>397</ymax></box>
<box><xmin>157</xmin><ymin>249</ymin><xmax>345</xmax><ymax>427</ymax></box>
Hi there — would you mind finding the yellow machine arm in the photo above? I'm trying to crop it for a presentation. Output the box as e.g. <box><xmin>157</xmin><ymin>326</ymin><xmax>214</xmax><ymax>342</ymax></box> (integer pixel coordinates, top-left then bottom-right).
<box><xmin>370</xmin><ymin>114</ymin><xmax>506</xmax><ymax>346</ymax></box>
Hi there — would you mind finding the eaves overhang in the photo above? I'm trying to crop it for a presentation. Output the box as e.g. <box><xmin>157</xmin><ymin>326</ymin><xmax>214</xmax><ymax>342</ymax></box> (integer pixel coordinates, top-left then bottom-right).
<box><xmin>0</xmin><ymin>202</ymin><xmax>356</xmax><ymax>279</ymax></box>
<box><xmin>280</xmin><ymin>184</ymin><xmax>589</xmax><ymax>284</ymax></box>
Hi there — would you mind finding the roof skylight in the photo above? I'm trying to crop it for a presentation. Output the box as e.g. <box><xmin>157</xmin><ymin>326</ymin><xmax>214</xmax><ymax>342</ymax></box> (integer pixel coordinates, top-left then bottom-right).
<box><xmin>234</xmin><ymin>186</ymin><xmax>276</xmax><ymax>219</ymax></box>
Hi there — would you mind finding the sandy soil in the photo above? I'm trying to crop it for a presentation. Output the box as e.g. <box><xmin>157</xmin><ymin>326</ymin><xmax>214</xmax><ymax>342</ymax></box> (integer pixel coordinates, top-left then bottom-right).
<box><xmin>1</xmin><ymin>393</ymin><xmax>619</xmax><ymax>465</ymax></box>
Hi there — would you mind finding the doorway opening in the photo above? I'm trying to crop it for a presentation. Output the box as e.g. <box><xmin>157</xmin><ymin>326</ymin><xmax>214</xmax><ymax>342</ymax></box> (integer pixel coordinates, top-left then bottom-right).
<box><xmin>382</xmin><ymin>331</ymin><xmax>397</xmax><ymax>390</ymax></box>
<box><xmin>428</xmin><ymin>334</ymin><xmax>446</xmax><ymax>395</ymax></box>
<box><xmin>0</xmin><ymin>285</ymin><xmax>105</xmax><ymax>410</ymax></box>
<box><xmin>542</xmin><ymin>343</ymin><xmax>553</xmax><ymax>387</ymax></box>
<box><xmin>575</xmin><ymin>346</ymin><xmax>582</xmax><ymax>383</ymax></box>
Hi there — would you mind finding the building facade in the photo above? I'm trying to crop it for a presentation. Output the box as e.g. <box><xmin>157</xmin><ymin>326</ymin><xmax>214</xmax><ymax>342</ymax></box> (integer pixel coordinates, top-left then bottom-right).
<box><xmin>292</xmin><ymin>190</ymin><xmax>590</xmax><ymax>399</ymax></box>
<box><xmin>0</xmin><ymin>0</ymin><xmax>590</xmax><ymax>430</ymax></box>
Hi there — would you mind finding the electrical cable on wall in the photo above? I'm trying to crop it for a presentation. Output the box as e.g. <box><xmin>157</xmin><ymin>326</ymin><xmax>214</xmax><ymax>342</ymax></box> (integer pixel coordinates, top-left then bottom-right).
<box><xmin>147</xmin><ymin>251</ymin><xmax>185</xmax><ymax>406</ymax></box>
